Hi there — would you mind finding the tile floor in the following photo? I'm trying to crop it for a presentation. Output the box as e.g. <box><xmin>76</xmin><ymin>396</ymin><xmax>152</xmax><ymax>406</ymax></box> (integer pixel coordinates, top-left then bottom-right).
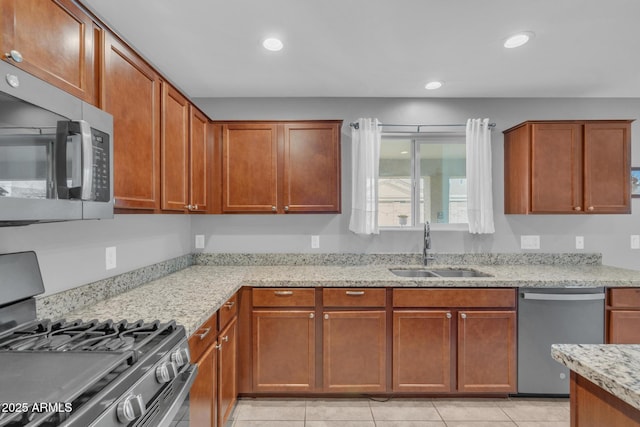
<box><xmin>173</xmin><ymin>397</ymin><xmax>570</xmax><ymax>427</ymax></box>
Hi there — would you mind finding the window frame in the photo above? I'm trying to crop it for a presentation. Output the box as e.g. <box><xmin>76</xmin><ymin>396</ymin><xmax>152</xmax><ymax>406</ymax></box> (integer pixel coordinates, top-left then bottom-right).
<box><xmin>378</xmin><ymin>132</ymin><xmax>469</xmax><ymax>231</ymax></box>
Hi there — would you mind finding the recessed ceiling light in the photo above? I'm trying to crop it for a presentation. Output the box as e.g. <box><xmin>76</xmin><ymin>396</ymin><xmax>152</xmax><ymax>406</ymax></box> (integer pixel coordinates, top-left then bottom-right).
<box><xmin>400</xmin><ymin>151</ymin><xmax>409</xmax><ymax>154</ymax></box>
<box><xmin>504</xmin><ymin>32</ymin><xmax>534</xmax><ymax>49</ymax></box>
<box><xmin>425</xmin><ymin>81</ymin><xmax>443</xmax><ymax>90</ymax></box>
<box><xmin>263</xmin><ymin>37</ymin><xmax>283</xmax><ymax>51</ymax></box>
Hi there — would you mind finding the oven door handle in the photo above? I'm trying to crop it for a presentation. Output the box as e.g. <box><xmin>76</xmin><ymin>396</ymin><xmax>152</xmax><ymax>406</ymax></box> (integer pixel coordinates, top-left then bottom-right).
<box><xmin>521</xmin><ymin>292</ymin><xmax>605</xmax><ymax>301</ymax></box>
<box><xmin>154</xmin><ymin>364</ymin><xmax>198</xmax><ymax>427</ymax></box>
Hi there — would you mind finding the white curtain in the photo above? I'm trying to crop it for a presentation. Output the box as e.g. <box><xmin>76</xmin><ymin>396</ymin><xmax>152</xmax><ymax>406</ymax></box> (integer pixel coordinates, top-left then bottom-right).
<box><xmin>349</xmin><ymin>118</ymin><xmax>382</xmax><ymax>235</ymax></box>
<box><xmin>466</xmin><ymin>118</ymin><xmax>495</xmax><ymax>234</ymax></box>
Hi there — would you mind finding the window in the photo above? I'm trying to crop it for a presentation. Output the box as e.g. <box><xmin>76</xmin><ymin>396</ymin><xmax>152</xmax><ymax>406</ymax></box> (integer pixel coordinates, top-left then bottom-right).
<box><xmin>378</xmin><ymin>134</ymin><xmax>468</xmax><ymax>227</ymax></box>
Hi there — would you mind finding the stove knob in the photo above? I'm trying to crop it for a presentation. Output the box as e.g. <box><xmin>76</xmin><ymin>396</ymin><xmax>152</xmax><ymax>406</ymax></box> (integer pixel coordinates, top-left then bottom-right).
<box><xmin>155</xmin><ymin>362</ymin><xmax>178</xmax><ymax>384</ymax></box>
<box><xmin>171</xmin><ymin>347</ymin><xmax>190</xmax><ymax>367</ymax></box>
<box><xmin>116</xmin><ymin>394</ymin><xmax>146</xmax><ymax>423</ymax></box>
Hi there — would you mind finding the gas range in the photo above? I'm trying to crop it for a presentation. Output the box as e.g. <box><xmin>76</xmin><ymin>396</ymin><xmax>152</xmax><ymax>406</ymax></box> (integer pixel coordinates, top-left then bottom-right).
<box><xmin>0</xmin><ymin>252</ymin><xmax>196</xmax><ymax>427</ymax></box>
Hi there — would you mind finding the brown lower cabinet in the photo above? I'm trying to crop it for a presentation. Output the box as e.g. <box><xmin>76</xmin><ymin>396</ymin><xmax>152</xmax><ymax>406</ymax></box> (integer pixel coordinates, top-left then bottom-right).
<box><xmin>606</xmin><ymin>288</ymin><xmax>640</xmax><ymax>343</ymax></box>
<box><xmin>217</xmin><ymin>316</ymin><xmax>238</xmax><ymax>427</ymax></box>
<box><xmin>190</xmin><ymin>342</ymin><xmax>217</xmax><ymax>426</ymax></box>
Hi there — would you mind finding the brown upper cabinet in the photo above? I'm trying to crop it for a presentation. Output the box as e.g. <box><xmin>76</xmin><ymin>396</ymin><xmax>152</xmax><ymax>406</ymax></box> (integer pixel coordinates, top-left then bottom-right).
<box><xmin>102</xmin><ymin>32</ymin><xmax>162</xmax><ymax>211</ymax></box>
<box><xmin>189</xmin><ymin>107</ymin><xmax>212</xmax><ymax>213</ymax></box>
<box><xmin>0</xmin><ymin>0</ymin><xmax>99</xmax><ymax>104</ymax></box>
<box><xmin>161</xmin><ymin>83</ymin><xmax>190</xmax><ymax>212</ymax></box>
<box><xmin>217</xmin><ymin>121</ymin><xmax>342</xmax><ymax>214</ymax></box>
<box><xmin>504</xmin><ymin>120</ymin><xmax>632</xmax><ymax>214</ymax></box>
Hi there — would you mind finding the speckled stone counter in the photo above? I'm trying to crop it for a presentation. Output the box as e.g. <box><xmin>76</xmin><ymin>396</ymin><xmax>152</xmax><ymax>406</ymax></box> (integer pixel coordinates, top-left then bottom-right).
<box><xmin>54</xmin><ymin>256</ymin><xmax>640</xmax><ymax>337</ymax></box>
<box><xmin>551</xmin><ymin>344</ymin><xmax>640</xmax><ymax>411</ymax></box>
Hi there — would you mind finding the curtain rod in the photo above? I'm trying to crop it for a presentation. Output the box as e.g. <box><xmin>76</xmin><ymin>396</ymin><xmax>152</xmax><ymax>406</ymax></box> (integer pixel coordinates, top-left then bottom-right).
<box><xmin>349</xmin><ymin>122</ymin><xmax>496</xmax><ymax>130</ymax></box>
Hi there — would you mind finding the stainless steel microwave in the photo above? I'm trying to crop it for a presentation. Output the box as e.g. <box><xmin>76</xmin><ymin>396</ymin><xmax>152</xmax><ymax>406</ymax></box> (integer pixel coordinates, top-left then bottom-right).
<box><xmin>0</xmin><ymin>60</ymin><xmax>113</xmax><ymax>226</ymax></box>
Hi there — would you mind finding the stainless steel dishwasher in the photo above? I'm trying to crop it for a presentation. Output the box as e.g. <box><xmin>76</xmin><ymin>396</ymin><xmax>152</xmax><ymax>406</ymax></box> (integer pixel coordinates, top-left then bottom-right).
<box><xmin>518</xmin><ymin>287</ymin><xmax>605</xmax><ymax>395</ymax></box>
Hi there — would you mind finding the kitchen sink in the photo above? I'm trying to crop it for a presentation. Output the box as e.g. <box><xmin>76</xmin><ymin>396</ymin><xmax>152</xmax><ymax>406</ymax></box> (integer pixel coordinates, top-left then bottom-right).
<box><xmin>389</xmin><ymin>268</ymin><xmax>492</xmax><ymax>278</ymax></box>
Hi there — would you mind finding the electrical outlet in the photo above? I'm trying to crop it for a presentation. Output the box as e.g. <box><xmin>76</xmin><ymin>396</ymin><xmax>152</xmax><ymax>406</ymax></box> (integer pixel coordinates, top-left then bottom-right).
<box><xmin>195</xmin><ymin>235</ymin><xmax>205</xmax><ymax>249</ymax></box>
<box><xmin>520</xmin><ymin>235</ymin><xmax>540</xmax><ymax>250</ymax></box>
<box><xmin>311</xmin><ymin>235</ymin><xmax>320</xmax><ymax>249</ymax></box>
<box><xmin>631</xmin><ymin>235</ymin><xmax>640</xmax><ymax>250</ymax></box>
<box><xmin>105</xmin><ymin>246</ymin><xmax>117</xmax><ymax>270</ymax></box>
<box><xmin>576</xmin><ymin>236</ymin><xmax>584</xmax><ymax>250</ymax></box>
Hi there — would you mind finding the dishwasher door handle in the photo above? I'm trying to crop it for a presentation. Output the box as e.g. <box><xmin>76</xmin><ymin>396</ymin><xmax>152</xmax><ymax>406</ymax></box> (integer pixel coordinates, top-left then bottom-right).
<box><xmin>521</xmin><ymin>292</ymin><xmax>605</xmax><ymax>301</ymax></box>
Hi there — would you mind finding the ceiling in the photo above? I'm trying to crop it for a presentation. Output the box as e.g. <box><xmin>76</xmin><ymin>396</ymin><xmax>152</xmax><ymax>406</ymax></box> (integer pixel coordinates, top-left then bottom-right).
<box><xmin>82</xmin><ymin>0</ymin><xmax>640</xmax><ymax>98</ymax></box>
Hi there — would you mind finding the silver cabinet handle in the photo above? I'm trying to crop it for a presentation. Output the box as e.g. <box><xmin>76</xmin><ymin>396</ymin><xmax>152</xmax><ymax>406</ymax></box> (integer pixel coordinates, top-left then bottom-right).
<box><xmin>185</xmin><ymin>204</ymin><xmax>194</xmax><ymax>210</ymax></box>
<box><xmin>194</xmin><ymin>204</ymin><xmax>199</xmax><ymax>210</ymax></box>
<box><xmin>587</xmin><ymin>206</ymin><xmax>594</xmax><ymax>211</ymax></box>
<box><xmin>225</xmin><ymin>301</ymin><xmax>235</xmax><ymax>309</ymax></box>
<box><xmin>461</xmin><ymin>313</ymin><xmax>467</xmax><ymax>319</ymax></box>
<box><xmin>345</xmin><ymin>291</ymin><xmax>365</xmax><ymax>296</ymax></box>
<box><xmin>522</xmin><ymin>292</ymin><xmax>605</xmax><ymax>301</ymax></box>
<box><xmin>446</xmin><ymin>312</ymin><xmax>452</xmax><ymax>319</ymax></box>
<box><xmin>309</xmin><ymin>313</ymin><xmax>315</xmax><ymax>319</ymax></box>
<box><xmin>284</xmin><ymin>205</ymin><xmax>289</xmax><ymax>212</ymax></box>
<box><xmin>274</xmin><ymin>291</ymin><xmax>293</xmax><ymax>296</ymax></box>
<box><xmin>5</xmin><ymin>50</ymin><xmax>23</xmax><ymax>63</ymax></box>
<box><xmin>271</xmin><ymin>206</ymin><xmax>277</xmax><ymax>211</ymax></box>
<box><xmin>222</xmin><ymin>335</ymin><xmax>229</xmax><ymax>342</ymax></box>
<box><xmin>215</xmin><ymin>343</ymin><xmax>222</xmax><ymax>350</ymax></box>
<box><xmin>194</xmin><ymin>327</ymin><xmax>211</xmax><ymax>340</ymax></box>
<box><xmin>324</xmin><ymin>314</ymin><xmax>329</xmax><ymax>320</ymax></box>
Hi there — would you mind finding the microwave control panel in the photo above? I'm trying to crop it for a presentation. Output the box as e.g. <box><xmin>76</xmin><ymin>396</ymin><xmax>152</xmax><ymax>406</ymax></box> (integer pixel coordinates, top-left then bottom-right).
<box><xmin>91</xmin><ymin>129</ymin><xmax>110</xmax><ymax>202</ymax></box>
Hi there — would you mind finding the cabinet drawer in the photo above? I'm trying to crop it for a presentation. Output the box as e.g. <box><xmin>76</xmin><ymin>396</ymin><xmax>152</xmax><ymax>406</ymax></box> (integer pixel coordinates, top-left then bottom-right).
<box><xmin>188</xmin><ymin>312</ymin><xmax>218</xmax><ymax>361</ymax></box>
<box><xmin>253</xmin><ymin>288</ymin><xmax>315</xmax><ymax>307</ymax></box>
<box><xmin>608</xmin><ymin>288</ymin><xmax>640</xmax><ymax>308</ymax></box>
<box><xmin>323</xmin><ymin>288</ymin><xmax>386</xmax><ymax>307</ymax></box>
<box><xmin>219</xmin><ymin>293</ymin><xmax>238</xmax><ymax>330</ymax></box>
<box><xmin>393</xmin><ymin>288</ymin><xmax>516</xmax><ymax>308</ymax></box>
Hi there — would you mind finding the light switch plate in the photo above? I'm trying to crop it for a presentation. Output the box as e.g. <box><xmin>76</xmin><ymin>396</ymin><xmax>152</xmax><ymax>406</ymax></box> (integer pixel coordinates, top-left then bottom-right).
<box><xmin>105</xmin><ymin>246</ymin><xmax>116</xmax><ymax>270</ymax></box>
<box><xmin>521</xmin><ymin>235</ymin><xmax>540</xmax><ymax>250</ymax></box>
<box><xmin>195</xmin><ymin>235</ymin><xmax>205</xmax><ymax>249</ymax></box>
<box><xmin>631</xmin><ymin>235</ymin><xmax>640</xmax><ymax>250</ymax></box>
<box><xmin>311</xmin><ymin>235</ymin><xmax>320</xmax><ymax>249</ymax></box>
<box><xmin>576</xmin><ymin>236</ymin><xmax>584</xmax><ymax>250</ymax></box>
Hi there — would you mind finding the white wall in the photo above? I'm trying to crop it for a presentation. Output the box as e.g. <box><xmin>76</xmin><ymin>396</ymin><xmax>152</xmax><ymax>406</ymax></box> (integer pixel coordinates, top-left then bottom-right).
<box><xmin>191</xmin><ymin>97</ymin><xmax>640</xmax><ymax>270</ymax></box>
<box><xmin>0</xmin><ymin>215</ymin><xmax>192</xmax><ymax>295</ymax></box>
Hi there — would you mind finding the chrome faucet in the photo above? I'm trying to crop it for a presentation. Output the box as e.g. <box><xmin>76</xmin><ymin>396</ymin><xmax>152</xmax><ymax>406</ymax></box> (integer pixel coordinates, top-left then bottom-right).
<box><xmin>423</xmin><ymin>221</ymin><xmax>435</xmax><ymax>266</ymax></box>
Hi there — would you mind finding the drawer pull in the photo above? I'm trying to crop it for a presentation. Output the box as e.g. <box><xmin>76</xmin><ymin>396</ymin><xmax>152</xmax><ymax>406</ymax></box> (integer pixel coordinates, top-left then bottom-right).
<box><xmin>195</xmin><ymin>327</ymin><xmax>211</xmax><ymax>340</ymax></box>
<box><xmin>461</xmin><ymin>313</ymin><xmax>467</xmax><ymax>319</ymax></box>
<box><xmin>446</xmin><ymin>312</ymin><xmax>452</xmax><ymax>319</ymax></box>
<box><xmin>309</xmin><ymin>313</ymin><xmax>315</xmax><ymax>319</ymax></box>
<box><xmin>225</xmin><ymin>301</ymin><xmax>236</xmax><ymax>309</ymax></box>
<box><xmin>345</xmin><ymin>291</ymin><xmax>365</xmax><ymax>296</ymax></box>
<box><xmin>215</xmin><ymin>343</ymin><xmax>222</xmax><ymax>350</ymax></box>
<box><xmin>274</xmin><ymin>291</ymin><xmax>294</xmax><ymax>296</ymax></box>
<box><xmin>222</xmin><ymin>335</ymin><xmax>229</xmax><ymax>342</ymax></box>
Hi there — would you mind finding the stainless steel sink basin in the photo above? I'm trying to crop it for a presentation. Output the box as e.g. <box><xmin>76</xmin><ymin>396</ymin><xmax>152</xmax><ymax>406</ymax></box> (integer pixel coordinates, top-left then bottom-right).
<box><xmin>388</xmin><ymin>268</ymin><xmax>439</xmax><ymax>277</ymax></box>
<box><xmin>389</xmin><ymin>268</ymin><xmax>492</xmax><ymax>278</ymax></box>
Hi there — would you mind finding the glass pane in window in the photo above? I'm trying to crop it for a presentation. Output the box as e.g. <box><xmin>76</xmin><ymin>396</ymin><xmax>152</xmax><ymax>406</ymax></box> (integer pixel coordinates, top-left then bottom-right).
<box><xmin>378</xmin><ymin>138</ymin><xmax>412</xmax><ymax>227</ymax></box>
<box><xmin>418</xmin><ymin>138</ymin><xmax>467</xmax><ymax>224</ymax></box>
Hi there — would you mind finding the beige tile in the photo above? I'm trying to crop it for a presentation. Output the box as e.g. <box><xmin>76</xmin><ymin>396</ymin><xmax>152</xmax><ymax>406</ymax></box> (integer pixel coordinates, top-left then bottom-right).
<box><xmin>445</xmin><ymin>423</ymin><xmax>517</xmax><ymax>427</ymax></box>
<box><xmin>375</xmin><ymin>422</ymin><xmax>447</xmax><ymax>427</ymax></box>
<box><xmin>515</xmin><ymin>423</ymin><xmax>569</xmax><ymax>427</ymax></box>
<box><xmin>306</xmin><ymin>399</ymin><xmax>373</xmax><ymax>421</ymax></box>
<box><xmin>499</xmin><ymin>402</ymin><xmax>569</xmax><ymax>422</ymax></box>
<box><xmin>233</xmin><ymin>422</ymin><xmax>304</xmax><ymax>427</ymax></box>
<box><xmin>305</xmin><ymin>422</ymin><xmax>375</xmax><ymax>427</ymax></box>
<box><xmin>433</xmin><ymin>401</ymin><xmax>511</xmax><ymax>422</ymax></box>
<box><xmin>432</xmin><ymin>398</ymin><xmax>502</xmax><ymax>407</ymax></box>
<box><xmin>235</xmin><ymin>398</ymin><xmax>306</xmax><ymax>421</ymax></box>
<box><xmin>370</xmin><ymin>399</ymin><xmax>441</xmax><ymax>421</ymax></box>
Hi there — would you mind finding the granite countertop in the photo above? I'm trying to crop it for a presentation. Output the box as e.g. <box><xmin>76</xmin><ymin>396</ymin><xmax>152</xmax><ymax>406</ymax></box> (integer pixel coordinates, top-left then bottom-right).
<box><xmin>551</xmin><ymin>344</ymin><xmax>640</xmax><ymax>411</ymax></box>
<box><xmin>60</xmin><ymin>261</ymin><xmax>640</xmax><ymax>337</ymax></box>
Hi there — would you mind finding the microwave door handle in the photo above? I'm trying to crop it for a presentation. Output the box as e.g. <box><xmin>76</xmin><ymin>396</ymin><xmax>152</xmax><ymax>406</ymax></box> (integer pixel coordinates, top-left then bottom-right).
<box><xmin>77</xmin><ymin>120</ymin><xmax>93</xmax><ymax>201</ymax></box>
<box><xmin>55</xmin><ymin>121</ymin><xmax>70</xmax><ymax>199</ymax></box>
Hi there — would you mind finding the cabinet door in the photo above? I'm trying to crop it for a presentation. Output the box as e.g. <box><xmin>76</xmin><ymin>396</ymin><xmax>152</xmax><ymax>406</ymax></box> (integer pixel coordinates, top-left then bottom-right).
<box><xmin>323</xmin><ymin>310</ymin><xmax>386</xmax><ymax>392</ymax></box>
<box><xmin>161</xmin><ymin>83</ymin><xmax>189</xmax><ymax>212</ymax></box>
<box><xmin>0</xmin><ymin>0</ymin><xmax>97</xmax><ymax>104</ymax></box>
<box><xmin>189</xmin><ymin>107</ymin><xmax>211</xmax><ymax>212</ymax></box>
<box><xmin>103</xmin><ymin>33</ymin><xmax>161</xmax><ymax>210</ymax></box>
<box><xmin>457</xmin><ymin>310</ymin><xmax>516</xmax><ymax>393</ymax></box>
<box><xmin>190</xmin><ymin>342</ymin><xmax>217</xmax><ymax>427</ymax></box>
<box><xmin>393</xmin><ymin>310</ymin><xmax>452</xmax><ymax>392</ymax></box>
<box><xmin>584</xmin><ymin>122</ymin><xmax>631</xmax><ymax>214</ymax></box>
<box><xmin>218</xmin><ymin>317</ymin><xmax>238</xmax><ymax>427</ymax></box>
<box><xmin>222</xmin><ymin>123</ymin><xmax>278</xmax><ymax>212</ymax></box>
<box><xmin>282</xmin><ymin>122</ymin><xmax>341</xmax><ymax>213</ymax></box>
<box><xmin>530</xmin><ymin>123</ymin><xmax>583</xmax><ymax>213</ymax></box>
<box><xmin>253</xmin><ymin>310</ymin><xmax>316</xmax><ymax>392</ymax></box>
<box><xmin>608</xmin><ymin>310</ymin><xmax>640</xmax><ymax>344</ymax></box>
